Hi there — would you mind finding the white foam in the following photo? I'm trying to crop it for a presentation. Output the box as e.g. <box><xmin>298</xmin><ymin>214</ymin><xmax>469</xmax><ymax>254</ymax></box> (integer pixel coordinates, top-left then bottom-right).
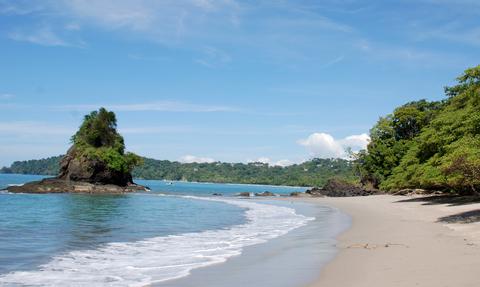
<box><xmin>0</xmin><ymin>197</ymin><xmax>313</xmax><ymax>287</ymax></box>
<box><xmin>7</xmin><ymin>183</ymin><xmax>23</xmax><ymax>187</ymax></box>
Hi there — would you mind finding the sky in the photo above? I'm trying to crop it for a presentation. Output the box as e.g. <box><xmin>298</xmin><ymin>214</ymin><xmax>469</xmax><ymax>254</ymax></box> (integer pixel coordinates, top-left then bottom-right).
<box><xmin>0</xmin><ymin>0</ymin><xmax>479</xmax><ymax>167</ymax></box>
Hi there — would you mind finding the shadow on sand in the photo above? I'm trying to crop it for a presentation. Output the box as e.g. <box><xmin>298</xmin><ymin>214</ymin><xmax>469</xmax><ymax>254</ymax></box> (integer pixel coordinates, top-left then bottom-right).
<box><xmin>437</xmin><ymin>210</ymin><xmax>480</xmax><ymax>224</ymax></box>
<box><xmin>394</xmin><ymin>195</ymin><xmax>480</xmax><ymax>224</ymax></box>
<box><xmin>394</xmin><ymin>195</ymin><xmax>480</xmax><ymax>207</ymax></box>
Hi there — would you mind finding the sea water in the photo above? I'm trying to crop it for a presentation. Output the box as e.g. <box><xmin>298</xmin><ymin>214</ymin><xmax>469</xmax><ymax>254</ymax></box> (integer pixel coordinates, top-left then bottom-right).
<box><xmin>0</xmin><ymin>174</ymin><xmax>316</xmax><ymax>286</ymax></box>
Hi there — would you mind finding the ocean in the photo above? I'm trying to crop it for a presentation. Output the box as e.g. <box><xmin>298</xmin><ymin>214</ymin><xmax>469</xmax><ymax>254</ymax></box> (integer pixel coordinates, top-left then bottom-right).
<box><xmin>0</xmin><ymin>174</ymin><xmax>348</xmax><ymax>287</ymax></box>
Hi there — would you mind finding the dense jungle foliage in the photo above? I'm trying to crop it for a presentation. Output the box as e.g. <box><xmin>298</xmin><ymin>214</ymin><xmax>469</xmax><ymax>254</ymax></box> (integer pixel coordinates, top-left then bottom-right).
<box><xmin>356</xmin><ymin>65</ymin><xmax>480</xmax><ymax>195</ymax></box>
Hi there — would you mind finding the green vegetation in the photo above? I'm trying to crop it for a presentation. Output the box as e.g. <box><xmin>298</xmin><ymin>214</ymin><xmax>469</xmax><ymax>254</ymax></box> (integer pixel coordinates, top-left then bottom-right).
<box><xmin>356</xmin><ymin>65</ymin><xmax>480</xmax><ymax>195</ymax></box>
<box><xmin>1</xmin><ymin>157</ymin><xmax>355</xmax><ymax>187</ymax></box>
<box><xmin>0</xmin><ymin>156</ymin><xmax>62</xmax><ymax>176</ymax></box>
<box><xmin>6</xmin><ymin>65</ymin><xmax>479</xmax><ymax>192</ymax></box>
<box><xmin>71</xmin><ymin>108</ymin><xmax>143</xmax><ymax>173</ymax></box>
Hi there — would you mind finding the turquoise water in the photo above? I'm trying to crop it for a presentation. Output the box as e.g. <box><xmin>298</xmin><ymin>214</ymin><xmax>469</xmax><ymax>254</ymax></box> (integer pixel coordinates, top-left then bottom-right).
<box><xmin>0</xmin><ymin>174</ymin><xmax>310</xmax><ymax>286</ymax></box>
<box><xmin>135</xmin><ymin>178</ymin><xmax>307</xmax><ymax>196</ymax></box>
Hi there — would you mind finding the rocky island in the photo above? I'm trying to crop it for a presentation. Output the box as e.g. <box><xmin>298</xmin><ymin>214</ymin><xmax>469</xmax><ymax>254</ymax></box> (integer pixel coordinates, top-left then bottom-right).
<box><xmin>7</xmin><ymin>108</ymin><xmax>146</xmax><ymax>193</ymax></box>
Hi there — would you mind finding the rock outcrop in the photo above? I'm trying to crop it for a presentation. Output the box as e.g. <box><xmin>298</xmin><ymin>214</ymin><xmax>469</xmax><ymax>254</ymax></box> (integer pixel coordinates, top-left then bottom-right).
<box><xmin>58</xmin><ymin>147</ymin><xmax>133</xmax><ymax>186</ymax></box>
<box><xmin>7</xmin><ymin>108</ymin><xmax>145</xmax><ymax>194</ymax></box>
<box><xmin>254</xmin><ymin>191</ymin><xmax>276</xmax><ymax>196</ymax></box>
<box><xmin>304</xmin><ymin>178</ymin><xmax>379</xmax><ymax>197</ymax></box>
<box><xmin>7</xmin><ymin>178</ymin><xmax>146</xmax><ymax>194</ymax></box>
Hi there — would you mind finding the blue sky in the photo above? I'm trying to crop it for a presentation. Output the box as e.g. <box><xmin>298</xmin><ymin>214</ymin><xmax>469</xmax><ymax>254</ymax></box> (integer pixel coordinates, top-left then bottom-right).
<box><xmin>0</xmin><ymin>0</ymin><xmax>479</xmax><ymax>167</ymax></box>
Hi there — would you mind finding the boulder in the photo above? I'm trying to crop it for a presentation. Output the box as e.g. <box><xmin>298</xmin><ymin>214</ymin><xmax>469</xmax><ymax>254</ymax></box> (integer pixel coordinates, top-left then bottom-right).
<box><xmin>290</xmin><ymin>191</ymin><xmax>312</xmax><ymax>197</ymax></box>
<box><xmin>305</xmin><ymin>178</ymin><xmax>379</xmax><ymax>197</ymax></box>
<box><xmin>254</xmin><ymin>191</ymin><xmax>276</xmax><ymax>196</ymax></box>
<box><xmin>238</xmin><ymin>192</ymin><xmax>251</xmax><ymax>197</ymax></box>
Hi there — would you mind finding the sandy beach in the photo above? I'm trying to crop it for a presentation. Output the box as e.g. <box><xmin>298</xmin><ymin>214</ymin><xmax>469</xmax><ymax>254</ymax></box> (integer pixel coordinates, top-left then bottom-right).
<box><xmin>300</xmin><ymin>195</ymin><xmax>480</xmax><ymax>287</ymax></box>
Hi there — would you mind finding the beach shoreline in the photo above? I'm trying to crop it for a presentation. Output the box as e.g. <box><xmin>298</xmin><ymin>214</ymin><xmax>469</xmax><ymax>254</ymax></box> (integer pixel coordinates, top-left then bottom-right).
<box><xmin>289</xmin><ymin>195</ymin><xmax>480</xmax><ymax>287</ymax></box>
<box><xmin>153</xmin><ymin>199</ymin><xmax>349</xmax><ymax>287</ymax></box>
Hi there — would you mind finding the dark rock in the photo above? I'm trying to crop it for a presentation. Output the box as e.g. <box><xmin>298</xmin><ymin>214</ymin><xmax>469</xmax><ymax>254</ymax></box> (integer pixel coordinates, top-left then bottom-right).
<box><xmin>290</xmin><ymin>191</ymin><xmax>312</xmax><ymax>197</ymax></box>
<box><xmin>254</xmin><ymin>191</ymin><xmax>276</xmax><ymax>197</ymax></box>
<box><xmin>212</xmin><ymin>193</ymin><xmax>223</xmax><ymax>196</ymax></box>
<box><xmin>7</xmin><ymin>178</ymin><xmax>147</xmax><ymax>194</ymax></box>
<box><xmin>58</xmin><ymin>147</ymin><xmax>133</xmax><ymax>186</ymax></box>
<box><xmin>305</xmin><ymin>178</ymin><xmax>379</xmax><ymax>197</ymax></box>
<box><xmin>7</xmin><ymin>108</ymin><xmax>145</xmax><ymax>194</ymax></box>
<box><xmin>7</xmin><ymin>147</ymin><xmax>146</xmax><ymax>194</ymax></box>
<box><xmin>238</xmin><ymin>192</ymin><xmax>251</xmax><ymax>197</ymax></box>
<box><xmin>393</xmin><ymin>188</ymin><xmax>428</xmax><ymax>196</ymax></box>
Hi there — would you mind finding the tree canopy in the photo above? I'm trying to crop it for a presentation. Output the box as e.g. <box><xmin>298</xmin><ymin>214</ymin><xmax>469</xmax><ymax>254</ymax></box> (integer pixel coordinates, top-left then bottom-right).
<box><xmin>356</xmin><ymin>65</ymin><xmax>480</xmax><ymax>195</ymax></box>
<box><xmin>1</xmin><ymin>157</ymin><xmax>355</xmax><ymax>187</ymax></box>
<box><xmin>71</xmin><ymin>108</ymin><xmax>142</xmax><ymax>173</ymax></box>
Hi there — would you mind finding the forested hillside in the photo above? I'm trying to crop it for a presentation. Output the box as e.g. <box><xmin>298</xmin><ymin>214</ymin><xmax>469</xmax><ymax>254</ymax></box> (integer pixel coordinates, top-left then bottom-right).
<box><xmin>357</xmin><ymin>65</ymin><xmax>480</xmax><ymax>195</ymax></box>
<box><xmin>1</xmin><ymin>157</ymin><xmax>355</xmax><ymax>187</ymax></box>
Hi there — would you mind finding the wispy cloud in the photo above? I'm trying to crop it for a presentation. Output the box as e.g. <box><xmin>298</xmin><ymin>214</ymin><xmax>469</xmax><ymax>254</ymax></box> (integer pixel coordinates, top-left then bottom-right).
<box><xmin>320</xmin><ymin>55</ymin><xmax>345</xmax><ymax>68</ymax></box>
<box><xmin>8</xmin><ymin>26</ymin><xmax>79</xmax><ymax>47</ymax></box>
<box><xmin>194</xmin><ymin>46</ymin><xmax>232</xmax><ymax>68</ymax></box>
<box><xmin>354</xmin><ymin>38</ymin><xmax>466</xmax><ymax>67</ymax></box>
<box><xmin>3</xmin><ymin>0</ymin><xmax>355</xmax><ymax>65</ymax></box>
<box><xmin>0</xmin><ymin>0</ymin><xmax>44</xmax><ymax>15</ymax></box>
<box><xmin>53</xmin><ymin>101</ymin><xmax>239</xmax><ymax>113</ymax></box>
<box><xmin>119</xmin><ymin>126</ymin><xmax>193</xmax><ymax>134</ymax></box>
<box><xmin>54</xmin><ymin>0</ymin><xmax>241</xmax><ymax>44</ymax></box>
<box><xmin>0</xmin><ymin>121</ymin><xmax>74</xmax><ymax>136</ymax></box>
<box><xmin>262</xmin><ymin>16</ymin><xmax>352</xmax><ymax>34</ymax></box>
<box><xmin>0</xmin><ymin>93</ymin><xmax>15</xmax><ymax>100</ymax></box>
<box><xmin>413</xmin><ymin>21</ymin><xmax>480</xmax><ymax>47</ymax></box>
<box><xmin>127</xmin><ymin>53</ymin><xmax>169</xmax><ymax>62</ymax></box>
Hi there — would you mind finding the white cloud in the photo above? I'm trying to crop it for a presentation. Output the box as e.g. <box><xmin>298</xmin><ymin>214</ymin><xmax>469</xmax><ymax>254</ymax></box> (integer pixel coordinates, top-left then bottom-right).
<box><xmin>298</xmin><ymin>132</ymin><xmax>370</xmax><ymax>158</ymax></box>
<box><xmin>179</xmin><ymin>155</ymin><xmax>216</xmax><ymax>163</ymax></box>
<box><xmin>339</xmin><ymin>133</ymin><xmax>370</xmax><ymax>150</ymax></box>
<box><xmin>274</xmin><ymin>159</ymin><xmax>294</xmax><ymax>167</ymax></box>
<box><xmin>248</xmin><ymin>157</ymin><xmax>295</xmax><ymax>167</ymax></box>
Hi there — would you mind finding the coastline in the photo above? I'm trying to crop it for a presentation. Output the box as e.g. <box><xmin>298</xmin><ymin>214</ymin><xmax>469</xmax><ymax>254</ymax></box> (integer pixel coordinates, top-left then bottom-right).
<box><xmin>154</xmin><ymin>199</ymin><xmax>349</xmax><ymax>287</ymax></box>
<box><xmin>292</xmin><ymin>195</ymin><xmax>480</xmax><ymax>287</ymax></box>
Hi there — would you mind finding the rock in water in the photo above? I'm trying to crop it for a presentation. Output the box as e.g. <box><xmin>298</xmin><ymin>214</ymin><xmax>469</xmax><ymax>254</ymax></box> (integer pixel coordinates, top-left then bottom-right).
<box><xmin>7</xmin><ymin>178</ymin><xmax>146</xmax><ymax>194</ymax></box>
<box><xmin>58</xmin><ymin>146</ymin><xmax>133</xmax><ymax>186</ymax></box>
<box><xmin>254</xmin><ymin>191</ymin><xmax>276</xmax><ymax>196</ymax></box>
<box><xmin>7</xmin><ymin>108</ymin><xmax>145</xmax><ymax>194</ymax></box>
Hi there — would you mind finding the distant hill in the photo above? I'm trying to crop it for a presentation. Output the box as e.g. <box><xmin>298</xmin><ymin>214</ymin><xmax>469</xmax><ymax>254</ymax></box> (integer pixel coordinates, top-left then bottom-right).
<box><xmin>1</xmin><ymin>156</ymin><xmax>355</xmax><ymax>187</ymax></box>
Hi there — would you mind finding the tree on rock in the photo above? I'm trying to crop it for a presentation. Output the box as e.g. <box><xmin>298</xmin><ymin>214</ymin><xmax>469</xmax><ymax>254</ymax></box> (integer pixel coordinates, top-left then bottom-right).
<box><xmin>58</xmin><ymin>108</ymin><xmax>143</xmax><ymax>186</ymax></box>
